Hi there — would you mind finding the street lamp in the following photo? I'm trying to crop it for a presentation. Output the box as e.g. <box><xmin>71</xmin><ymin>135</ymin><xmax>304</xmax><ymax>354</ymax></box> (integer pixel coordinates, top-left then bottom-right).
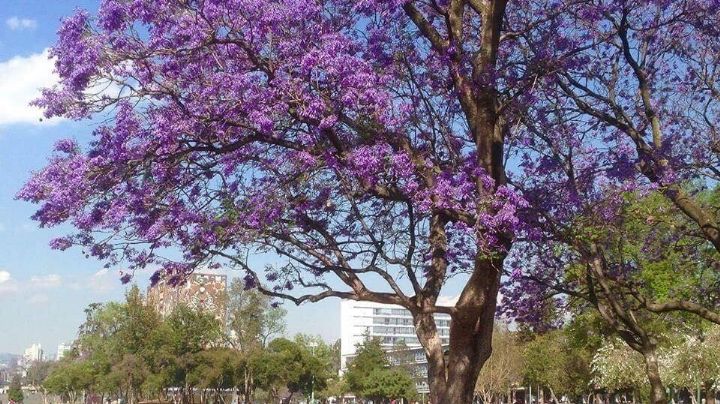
<box><xmin>309</xmin><ymin>342</ymin><xmax>318</xmax><ymax>404</ymax></box>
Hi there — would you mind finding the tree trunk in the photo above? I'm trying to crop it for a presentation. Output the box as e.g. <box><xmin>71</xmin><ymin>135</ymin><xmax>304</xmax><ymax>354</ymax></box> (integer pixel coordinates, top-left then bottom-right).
<box><xmin>641</xmin><ymin>347</ymin><xmax>667</xmax><ymax>404</ymax></box>
<box><xmin>412</xmin><ymin>257</ymin><xmax>504</xmax><ymax>403</ymax></box>
<box><xmin>428</xmin><ymin>256</ymin><xmax>504</xmax><ymax>403</ymax></box>
<box><xmin>242</xmin><ymin>370</ymin><xmax>253</xmax><ymax>404</ymax></box>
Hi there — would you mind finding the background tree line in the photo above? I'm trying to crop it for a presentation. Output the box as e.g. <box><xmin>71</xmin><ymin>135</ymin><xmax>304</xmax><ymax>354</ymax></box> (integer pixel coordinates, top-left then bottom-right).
<box><xmin>27</xmin><ymin>280</ymin><xmax>333</xmax><ymax>404</ymax></box>
<box><xmin>19</xmin><ymin>275</ymin><xmax>720</xmax><ymax>404</ymax></box>
<box><xmin>22</xmin><ymin>279</ymin><xmax>420</xmax><ymax>404</ymax></box>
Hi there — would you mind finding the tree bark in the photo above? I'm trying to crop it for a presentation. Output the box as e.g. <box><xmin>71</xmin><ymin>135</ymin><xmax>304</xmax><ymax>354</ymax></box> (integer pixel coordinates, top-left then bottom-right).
<box><xmin>427</xmin><ymin>256</ymin><xmax>504</xmax><ymax>403</ymax></box>
<box><xmin>641</xmin><ymin>347</ymin><xmax>667</xmax><ymax>404</ymax></box>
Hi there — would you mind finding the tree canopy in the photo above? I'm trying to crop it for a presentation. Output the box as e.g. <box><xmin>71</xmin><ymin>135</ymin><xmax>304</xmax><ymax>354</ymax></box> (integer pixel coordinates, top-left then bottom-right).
<box><xmin>345</xmin><ymin>338</ymin><xmax>417</xmax><ymax>401</ymax></box>
<box><xmin>19</xmin><ymin>0</ymin><xmax>720</xmax><ymax>402</ymax></box>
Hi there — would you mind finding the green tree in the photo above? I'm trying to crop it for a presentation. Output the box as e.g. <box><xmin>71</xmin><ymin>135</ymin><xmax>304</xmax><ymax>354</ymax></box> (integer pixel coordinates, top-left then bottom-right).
<box><xmin>517</xmin><ymin>191</ymin><xmax>720</xmax><ymax>403</ymax></box>
<box><xmin>661</xmin><ymin>325</ymin><xmax>720</xmax><ymax>404</ymax></box>
<box><xmin>591</xmin><ymin>338</ymin><xmax>648</xmax><ymax>398</ymax></box>
<box><xmin>186</xmin><ymin>348</ymin><xmax>239</xmax><ymax>403</ymax></box>
<box><xmin>8</xmin><ymin>374</ymin><xmax>24</xmax><ymax>403</ymax></box>
<box><xmin>44</xmin><ymin>360</ymin><xmax>94</xmax><ymax>403</ymax></box>
<box><xmin>227</xmin><ymin>281</ymin><xmax>286</xmax><ymax>350</ymax></box>
<box><xmin>344</xmin><ymin>338</ymin><xmax>416</xmax><ymax>401</ymax></box>
<box><xmin>345</xmin><ymin>338</ymin><xmax>388</xmax><ymax>395</ymax></box>
<box><xmin>226</xmin><ymin>280</ymin><xmax>286</xmax><ymax>403</ymax></box>
<box><xmin>523</xmin><ymin>329</ymin><xmax>593</xmax><ymax>402</ymax></box>
<box><xmin>475</xmin><ymin>326</ymin><xmax>523</xmax><ymax>403</ymax></box>
<box><xmin>253</xmin><ymin>338</ymin><xmax>327</xmax><ymax>403</ymax></box>
<box><xmin>25</xmin><ymin>360</ymin><xmax>56</xmax><ymax>404</ymax></box>
<box><xmin>74</xmin><ymin>286</ymin><xmax>162</xmax><ymax>404</ymax></box>
<box><xmin>363</xmin><ymin>368</ymin><xmax>416</xmax><ymax>403</ymax></box>
<box><xmin>147</xmin><ymin>304</ymin><xmax>223</xmax><ymax>404</ymax></box>
<box><xmin>108</xmin><ymin>354</ymin><xmax>150</xmax><ymax>404</ymax></box>
<box><xmin>317</xmin><ymin>377</ymin><xmax>349</xmax><ymax>403</ymax></box>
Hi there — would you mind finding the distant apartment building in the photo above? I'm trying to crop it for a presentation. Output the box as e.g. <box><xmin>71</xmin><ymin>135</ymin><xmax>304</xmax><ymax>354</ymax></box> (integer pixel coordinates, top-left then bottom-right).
<box><xmin>339</xmin><ymin>300</ymin><xmax>451</xmax><ymax>373</ymax></box>
<box><xmin>56</xmin><ymin>343</ymin><xmax>72</xmax><ymax>361</ymax></box>
<box><xmin>147</xmin><ymin>272</ymin><xmax>227</xmax><ymax>322</ymax></box>
<box><xmin>23</xmin><ymin>343</ymin><xmax>43</xmax><ymax>363</ymax></box>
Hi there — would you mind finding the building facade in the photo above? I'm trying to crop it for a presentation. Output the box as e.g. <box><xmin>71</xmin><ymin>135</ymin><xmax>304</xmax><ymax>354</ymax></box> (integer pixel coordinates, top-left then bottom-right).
<box><xmin>147</xmin><ymin>272</ymin><xmax>227</xmax><ymax>322</ymax></box>
<box><xmin>339</xmin><ymin>300</ymin><xmax>451</xmax><ymax>373</ymax></box>
<box><xmin>23</xmin><ymin>343</ymin><xmax>43</xmax><ymax>363</ymax></box>
<box><xmin>387</xmin><ymin>345</ymin><xmax>437</xmax><ymax>395</ymax></box>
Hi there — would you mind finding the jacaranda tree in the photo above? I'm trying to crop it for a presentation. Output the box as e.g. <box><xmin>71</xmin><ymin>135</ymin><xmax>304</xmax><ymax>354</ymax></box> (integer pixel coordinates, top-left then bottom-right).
<box><xmin>18</xmin><ymin>0</ymin><xmax>720</xmax><ymax>402</ymax></box>
<box><xmin>499</xmin><ymin>2</ymin><xmax>720</xmax><ymax>403</ymax></box>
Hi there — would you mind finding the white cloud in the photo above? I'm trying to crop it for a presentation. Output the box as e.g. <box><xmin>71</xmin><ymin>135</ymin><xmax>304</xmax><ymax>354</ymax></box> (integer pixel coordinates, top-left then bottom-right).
<box><xmin>5</xmin><ymin>17</ymin><xmax>37</xmax><ymax>31</ymax></box>
<box><xmin>30</xmin><ymin>274</ymin><xmax>62</xmax><ymax>289</ymax></box>
<box><xmin>437</xmin><ymin>295</ymin><xmax>459</xmax><ymax>306</ymax></box>
<box><xmin>0</xmin><ymin>271</ymin><xmax>19</xmax><ymax>294</ymax></box>
<box><xmin>0</xmin><ymin>50</ymin><xmax>61</xmax><ymax>126</ymax></box>
<box><xmin>87</xmin><ymin>269</ymin><xmax>119</xmax><ymax>293</ymax></box>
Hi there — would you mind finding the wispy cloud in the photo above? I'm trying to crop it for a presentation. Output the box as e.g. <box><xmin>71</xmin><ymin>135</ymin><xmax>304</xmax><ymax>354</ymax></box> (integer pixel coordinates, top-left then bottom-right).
<box><xmin>87</xmin><ymin>269</ymin><xmax>120</xmax><ymax>293</ymax></box>
<box><xmin>30</xmin><ymin>274</ymin><xmax>62</xmax><ymax>289</ymax></box>
<box><xmin>5</xmin><ymin>17</ymin><xmax>37</xmax><ymax>31</ymax></box>
<box><xmin>0</xmin><ymin>50</ymin><xmax>61</xmax><ymax>126</ymax></box>
<box><xmin>0</xmin><ymin>270</ymin><xmax>11</xmax><ymax>284</ymax></box>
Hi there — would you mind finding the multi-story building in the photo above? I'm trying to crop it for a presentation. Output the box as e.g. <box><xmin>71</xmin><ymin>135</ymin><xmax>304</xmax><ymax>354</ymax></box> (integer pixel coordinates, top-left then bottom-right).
<box><xmin>56</xmin><ymin>343</ymin><xmax>72</xmax><ymax>361</ymax></box>
<box><xmin>23</xmin><ymin>343</ymin><xmax>43</xmax><ymax>363</ymax></box>
<box><xmin>147</xmin><ymin>272</ymin><xmax>227</xmax><ymax>322</ymax></box>
<box><xmin>387</xmin><ymin>345</ymin><xmax>437</xmax><ymax>395</ymax></box>
<box><xmin>339</xmin><ymin>300</ymin><xmax>451</xmax><ymax>373</ymax></box>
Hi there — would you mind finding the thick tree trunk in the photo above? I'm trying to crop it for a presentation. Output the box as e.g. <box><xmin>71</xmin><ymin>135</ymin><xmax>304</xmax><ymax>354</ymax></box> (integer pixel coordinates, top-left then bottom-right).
<box><xmin>417</xmin><ymin>256</ymin><xmax>504</xmax><ymax>403</ymax></box>
<box><xmin>641</xmin><ymin>347</ymin><xmax>667</xmax><ymax>404</ymax></box>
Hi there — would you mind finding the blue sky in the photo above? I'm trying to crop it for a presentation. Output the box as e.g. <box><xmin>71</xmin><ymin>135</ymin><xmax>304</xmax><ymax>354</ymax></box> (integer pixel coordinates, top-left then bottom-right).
<box><xmin>0</xmin><ymin>0</ymin><xmax>347</xmax><ymax>355</ymax></box>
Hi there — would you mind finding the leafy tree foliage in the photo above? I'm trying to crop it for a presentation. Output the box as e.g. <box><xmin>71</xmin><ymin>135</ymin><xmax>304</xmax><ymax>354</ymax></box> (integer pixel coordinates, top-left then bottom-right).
<box><xmin>362</xmin><ymin>368</ymin><xmax>417</xmax><ymax>403</ymax></box>
<box><xmin>43</xmin><ymin>286</ymin><xmax>224</xmax><ymax>404</ymax></box>
<box><xmin>227</xmin><ymin>279</ymin><xmax>286</xmax><ymax>403</ymax></box>
<box><xmin>345</xmin><ymin>338</ymin><xmax>416</xmax><ymax>401</ymax></box>
<box><xmin>474</xmin><ymin>326</ymin><xmax>523</xmax><ymax>403</ymax></box>
<box><xmin>25</xmin><ymin>361</ymin><xmax>55</xmax><ymax>390</ymax></box>
<box><xmin>44</xmin><ymin>360</ymin><xmax>94</xmax><ymax>403</ymax></box>
<box><xmin>228</xmin><ymin>279</ymin><xmax>286</xmax><ymax>351</ymax></box>
<box><xmin>522</xmin><ymin>330</ymin><xmax>593</xmax><ymax>402</ymax></box>
<box><xmin>506</xmin><ymin>191</ymin><xmax>720</xmax><ymax>402</ymax></box>
<box><xmin>8</xmin><ymin>374</ymin><xmax>24</xmax><ymax>403</ymax></box>
<box><xmin>252</xmin><ymin>337</ymin><xmax>328</xmax><ymax>403</ymax></box>
<box><xmin>591</xmin><ymin>338</ymin><xmax>648</xmax><ymax>395</ymax></box>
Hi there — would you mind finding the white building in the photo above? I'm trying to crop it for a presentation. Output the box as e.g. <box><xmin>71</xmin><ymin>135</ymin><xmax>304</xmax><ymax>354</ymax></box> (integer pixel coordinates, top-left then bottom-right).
<box><xmin>339</xmin><ymin>300</ymin><xmax>452</xmax><ymax>372</ymax></box>
<box><xmin>56</xmin><ymin>343</ymin><xmax>72</xmax><ymax>361</ymax></box>
<box><xmin>23</xmin><ymin>343</ymin><xmax>43</xmax><ymax>363</ymax></box>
